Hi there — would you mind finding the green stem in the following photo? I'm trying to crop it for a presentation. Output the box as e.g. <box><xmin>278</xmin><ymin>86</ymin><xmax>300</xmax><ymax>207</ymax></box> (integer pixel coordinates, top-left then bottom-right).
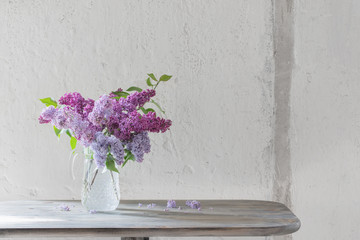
<box><xmin>154</xmin><ymin>81</ymin><xmax>161</xmax><ymax>90</ymax></box>
<box><xmin>82</xmin><ymin>159</ymin><xmax>94</xmax><ymax>205</ymax></box>
<box><xmin>90</xmin><ymin>169</ymin><xmax>99</xmax><ymax>187</ymax></box>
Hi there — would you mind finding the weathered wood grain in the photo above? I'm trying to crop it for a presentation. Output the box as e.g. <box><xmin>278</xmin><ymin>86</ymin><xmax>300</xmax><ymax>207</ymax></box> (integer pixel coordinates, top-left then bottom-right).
<box><xmin>0</xmin><ymin>200</ymin><xmax>300</xmax><ymax>238</ymax></box>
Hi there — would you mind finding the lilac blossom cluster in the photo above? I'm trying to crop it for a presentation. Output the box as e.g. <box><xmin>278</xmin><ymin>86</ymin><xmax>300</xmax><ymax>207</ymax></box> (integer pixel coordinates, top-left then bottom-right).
<box><xmin>90</xmin><ymin>132</ymin><xmax>125</xmax><ymax>167</ymax></box>
<box><xmin>39</xmin><ymin>87</ymin><xmax>172</xmax><ymax>170</ymax></box>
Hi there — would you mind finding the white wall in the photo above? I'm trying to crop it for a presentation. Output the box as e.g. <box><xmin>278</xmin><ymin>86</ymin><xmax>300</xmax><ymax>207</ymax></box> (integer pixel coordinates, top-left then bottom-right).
<box><xmin>291</xmin><ymin>0</ymin><xmax>360</xmax><ymax>239</ymax></box>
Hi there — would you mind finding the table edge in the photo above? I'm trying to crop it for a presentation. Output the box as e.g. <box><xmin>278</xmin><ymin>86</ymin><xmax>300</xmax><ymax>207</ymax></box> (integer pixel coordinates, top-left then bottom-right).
<box><xmin>0</xmin><ymin>223</ymin><xmax>301</xmax><ymax>238</ymax></box>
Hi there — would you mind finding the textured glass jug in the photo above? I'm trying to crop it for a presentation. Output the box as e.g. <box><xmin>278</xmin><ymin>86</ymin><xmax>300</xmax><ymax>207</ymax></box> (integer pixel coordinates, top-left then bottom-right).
<box><xmin>81</xmin><ymin>147</ymin><xmax>120</xmax><ymax>211</ymax></box>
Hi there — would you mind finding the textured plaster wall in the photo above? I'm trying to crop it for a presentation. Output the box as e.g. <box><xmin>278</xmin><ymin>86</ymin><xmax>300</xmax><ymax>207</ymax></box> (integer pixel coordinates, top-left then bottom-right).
<box><xmin>0</xmin><ymin>1</ymin><xmax>274</xmax><ymax>239</ymax></box>
<box><xmin>291</xmin><ymin>0</ymin><xmax>360</xmax><ymax>239</ymax></box>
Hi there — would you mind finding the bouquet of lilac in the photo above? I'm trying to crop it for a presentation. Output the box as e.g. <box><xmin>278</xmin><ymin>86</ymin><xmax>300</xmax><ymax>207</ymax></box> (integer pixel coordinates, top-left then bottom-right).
<box><xmin>38</xmin><ymin>73</ymin><xmax>172</xmax><ymax>173</ymax></box>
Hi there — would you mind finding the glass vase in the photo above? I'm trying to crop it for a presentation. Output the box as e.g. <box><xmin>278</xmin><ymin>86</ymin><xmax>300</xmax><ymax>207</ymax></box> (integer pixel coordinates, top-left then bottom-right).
<box><xmin>81</xmin><ymin>147</ymin><xmax>120</xmax><ymax>211</ymax></box>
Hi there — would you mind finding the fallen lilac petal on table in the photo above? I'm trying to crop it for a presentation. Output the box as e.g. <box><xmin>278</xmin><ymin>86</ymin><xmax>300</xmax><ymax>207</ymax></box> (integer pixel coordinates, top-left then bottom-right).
<box><xmin>147</xmin><ymin>203</ymin><xmax>156</xmax><ymax>208</ymax></box>
<box><xmin>167</xmin><ymin>200</ymin><xmax>176</xmax><ymax>208</ymax></box>
<box><xmin>59</xmin><ymin>205</ymin><xmax>70</xmax><ymax>211</ymax></box>
<box><xmin>186</xmin><ymin>200</ymin><xmax>201</xmax><ymax>209</ymax></box>
<box><xmin>89</xmin><ymin>210</ymin><xmax>97</xmax><ymax>214</ymax></box>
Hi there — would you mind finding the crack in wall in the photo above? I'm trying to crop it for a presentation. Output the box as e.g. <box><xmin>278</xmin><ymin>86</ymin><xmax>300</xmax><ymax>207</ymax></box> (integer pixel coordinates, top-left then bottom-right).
<box><xmin>272</xmin><ymin>0</ymin><xmax>294</xmax><ymax>239</ymax></box>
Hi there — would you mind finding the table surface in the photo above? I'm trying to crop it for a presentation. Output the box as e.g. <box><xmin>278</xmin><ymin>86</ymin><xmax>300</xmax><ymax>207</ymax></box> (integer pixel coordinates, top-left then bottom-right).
<box><xmin>0</xmin><ymin>200</ymin><xmax>300</xmax><ymax>238</ymax></box>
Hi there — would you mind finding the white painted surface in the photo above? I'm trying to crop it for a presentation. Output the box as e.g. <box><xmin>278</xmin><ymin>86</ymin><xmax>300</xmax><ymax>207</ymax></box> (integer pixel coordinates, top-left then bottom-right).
<box><xmin>291</xmin><ymin>0</ymin><xmax>360</xmax><ymax>239</ymax></box>
<box><xmin>0</xmin><ymin>1</ymin><xmax>274</xmax><ymax>240</ymax></box>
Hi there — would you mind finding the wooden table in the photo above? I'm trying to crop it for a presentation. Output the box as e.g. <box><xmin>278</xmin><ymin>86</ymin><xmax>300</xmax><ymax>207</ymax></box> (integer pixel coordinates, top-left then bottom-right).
<box><xmin>0</xmin><ymin>200</ymin><xmax>300</xmax><ymax>239</ymax></box>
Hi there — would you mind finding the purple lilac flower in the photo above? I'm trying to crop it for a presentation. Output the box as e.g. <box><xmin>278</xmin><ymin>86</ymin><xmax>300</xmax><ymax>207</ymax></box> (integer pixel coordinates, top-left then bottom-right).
<box><xmin>141</xmin><ymin>112</ymin><xmax>172</xmax><ymax>133</ymax></box>
<box><xmin>79</xmin><ymin>125</ymin><xmax>98</xmax><ymax>147</ymax></box>
<box><xmin>59</xmin><ymin>92</ymin><xmax>85</xmax><ymax>115</ymax></box>
<box><xmin>58</xmin><ymin>92</ymin><xmax>95</xmax><ymax>119</ymax></box>
<box><xmin>127</xmin><ymin>111</ymin><xmax>144</xmax><ymax>132</ymax></box>
<box><xmin>122</xmin><ymin>89</ymin><xmax>156</xmax><ymax>112</ymax></box>
<box><xmin>88</xmin><ymin>95</ymin><xmax>114</xmax><ymax>127</ymax></box>
<box><xmin>126</xmin><ymin>132</ymin><xmax>151</xmax><ymax>162</ymax></box>
<box><xmin>39</xmin><ymin>106</ymin><xmax>57</xmax><ymax>123</ymax></box>
<box><xmin>82</xmin><ymin>98</ymin><xmax>95</xmax><ymax>118</ymax></box>
<box><xmin>38</xmin><ymin>115</ymin><xmax>51</xmax><ymax>124</ymax></box>
<box><xmin>59</xmin><ymin>92</ymin><xmax>84</xmax><ymax>107</ymax></box>
<box><xmin>108</xmin><ymin>135</ymin><xmax>125</xmax><ymax>165</ymax></box>
<box><xmin>67</xmin><ymin>111</ymin><xmax>85</xmax><ymax>135</ymax></box>
<box><xmin>167</xmin><ymin>200</ymin><xmax>176</xmax><ymax>208</ymax></box>
<box><xmin>151</xmin><ymin>203</ymin><xmax>156</xmax><ymax>207</ymax></box>
<box><xmin>38</xmin><ymin>106</ymin><xmax>95</xmax><ymax>146</ymax></box>
<box><xmin>89</xmin><ymin>209</ymin><xmax>97</xmax><ymax>214</ymax></box>
<box><xmin>90</xmin><ymin>132</ymin><xmax>125</xmax><ymax>168</ymax></box>
<box><xmin>186</xmin><ymin>200</ymin><xmax>201</xmax><ymax>209</ymax></box>
<box><xmin>138</xmin><ymin>203</ymin><xmax>143</xmax><ymax>207</ymax></box>
<box><xmin>52</xmin><ymin>107</ymin><xmax>71</xmax><ymax>129</ymax></box>
<box><xmin>90</xmin><ymin>132</ymin><xmax>110</xmax><ymax>168</ymax></box>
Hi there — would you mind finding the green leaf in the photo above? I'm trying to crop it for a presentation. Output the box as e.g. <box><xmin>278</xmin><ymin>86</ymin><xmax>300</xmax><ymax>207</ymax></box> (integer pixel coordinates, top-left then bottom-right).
<box><xmin>40</xmin><ymin>97</ymin><xmax>58</xmax><ymax>108</ymax></box>
<box><xmin>121</xmin><ymin>158</ymin><xmax>129</xmax><ymax>168</ymax></box>
<box><xmin>112</xmin><ymin>91</ymin><xmax>129</xmax><ymax>98</ymax></box>
<box><xmin>150</xmin><ymin>99</ymin><xmax>165</xmax><ymax>114</ymax></box>
<box><xmin>122</xmin><ymin>151</ymin><xmax>135</xmax><ymax>168</ymax></box>
<box><xmin>125</xmin><ymin>152</ymin><xmax>135</xmax><ymax>161</ymax></box>
<box><xmin>53</xmin><ymin>126</ymin><xmax>61</xmax><ymax>137</ymax></box>
<box><xmin>106</xmin><ymin>155</ymin><xmax>119</xmax><ymax>173</ymax></box>
<box><xmin>128</xmin><ymin>154</ymin><xmax>135</xmax><ymax>161</ymax></box>
<box><xmin>70</xmin><ymin>136</ymin><xmax>77</xmax><ymax>150</ymax></box>
<box><xmin>126</xmin><ymin>86</ymin><xmax>142</xmax><ymax>92</ymax></box>
<box><xmin>147</xmin><ymin>73</ymin><xmax>157</xmax><ymax>81</ymax></box>
<box><xmin>159</xmin><ymin>74</ymin><xmax>172</xmax><ymax>82</ymax></box>
<box><xmin>140</xmin><ymin>107</ymin><xmax>155</xmax><ymax>114</ymax></box>
<box><xmin>146</xmin><ymin>77</ymin><xmax>153</xmax><ymax>87</ymax></box>
<box><xmin>66</xmin><ymin>130</ymin><xmax>72</xmax><ymax>138</ymax></box>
